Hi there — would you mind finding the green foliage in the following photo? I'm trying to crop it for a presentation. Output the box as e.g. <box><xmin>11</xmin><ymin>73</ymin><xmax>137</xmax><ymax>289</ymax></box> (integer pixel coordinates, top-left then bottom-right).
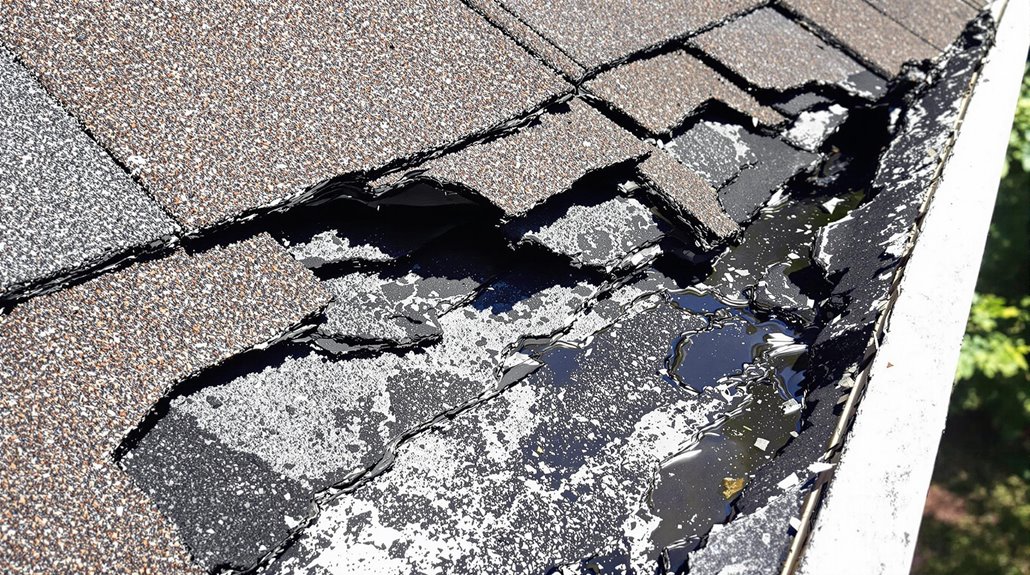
<box><xmin>955</xmin><ymin>294</ymin><xmax>1029</xmax><ymax>382</ymax></box>
<box><xmin>1002</xmin><ymin>64</ymin><xmax>1030</xmax><ymax>178</ymax></box>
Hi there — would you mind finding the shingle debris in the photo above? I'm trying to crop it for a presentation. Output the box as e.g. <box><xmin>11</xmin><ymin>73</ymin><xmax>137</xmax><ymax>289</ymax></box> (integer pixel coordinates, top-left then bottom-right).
<box><xmin>376</xmin><ymin>99</ymin><xmax>650</xmax><ymax>217</ymax></box>
<box><xmin>267</xmin><ymin>300</ymin><xmax>726</xmax><ymax>574</ymax></box>
<box><xmin>0</xmin><ymin>1</ymin><xmax>567</xmax><ymax>229</ymax></box>
<box><xmin>0</xmin><ymin>49</ymin><xmax>177</xmax><ymax>299</ymax></box>
<box><xmin>692</xmin><ymin>8</ymin><xmax>885</xmax><ymax>98</ymax></box>
<box><xmin>0</xmin><ymin>235</ymin><xmax>329</xmax><ymax>574</ymax></box>
<box><xmin>500</xmin><ymin>0</ymin><xmax>762</xmax><ymax>70</ymax></box>
<box><xmin>124</xmin><ymin>263</ymin><xmax>647</xmax><ymax>569</ymax></box>
<box><xmin>585</xmin><ymin>50</ymin><xmax>784</xmax><ymax>135</ymax></box>
<box><xmin>688</xmin><ymin>490</ymin><xmax>804</xmax><ymax>574</ymax></box>
<box><xmin>782</xmin><ymin>0</ymin><xmax>939</xmax><ymax>76</ymax></box>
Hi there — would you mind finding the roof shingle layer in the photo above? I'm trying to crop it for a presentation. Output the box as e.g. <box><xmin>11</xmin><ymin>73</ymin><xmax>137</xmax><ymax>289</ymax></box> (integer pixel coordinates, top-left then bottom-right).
<box><xmin>0</xmin><ymin>1</ymin><xmax>566</xmax><ymax>229</ymax></box>
<box><xmin>692</xmin><ymin>8</ymin><xmax>873</xmax><ymax>93</ymax></box>
<box><xmin>864</xmin><ymin>0</ymin><xmax>976</xmax><ymax>50</ymax></box>
<box><xmin>0</xmin><ymin>50</ymin><xmax>177</xmax><ymax>298</ymax></box>
<box><xmin>637</xmin><ymin>150</ymin><xmax>740</xmax><ymax>242</ymax></box>
<box><xmin>383</xmin><ymin>99</ymin><xmax>651</xmax><ymax>216</ymax></box>
<box><xmin>0</xmin><ymin>235</ymin><xmax>329</xmax><ymax>574</ymax></box>
<box><xmin>782</xmin><ymin>0</ymin><xmax>939</xmax><ymax>76</ymax></box>
<box><xmin>499</xmin><ymin>0</ymin><xmax>761</xmax><ymax>69</ymax></box>
<box><xmin>585</xmin><ymin>50</ymin><xmax>784</xmax><ymax>135</ymax></box>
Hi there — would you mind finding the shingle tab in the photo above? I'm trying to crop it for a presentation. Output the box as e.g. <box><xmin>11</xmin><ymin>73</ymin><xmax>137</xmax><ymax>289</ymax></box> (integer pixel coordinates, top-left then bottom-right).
<box><xmin>865</xmin><ymin>0</ymin><xmax>976</xmax><ymax>50</ymax></box>
<box><xmin>782</xmin><ymin>0</ymin><xmax>939</xmax><ymax>76</ymax></box>
<box><xmin>0</xmin><ymin>235</ymin><xmax>329</xmax><ymax>574</ymax></box>
<box><xmin>0</xmin><ymin>1</ymin><xmax>567</xmax><ymax>229</ymax></box>
<box><xmin>692</xmin><ymin>8</ymin><xmax>881</xmax><ymax>96</ymax></box>
<box><xmin>637</xmin><ymin>150</ymin><xmax>740</xmax><ymax>243</ymax></box>
<box><xmin>585</xmin><ymin>50</ymin><xmax>784</xmax><ymax>135</ymax></box>
<box><xmin>0</xmin><ymin>50</ymin><xmax>177</xmax><ymax>298</ymax></box>
<box><xmin>380</xmin><ymin>99</ymin><xmax>651</xmax><ymax>216</ymax></box>
<box><xmin>500</xmin><ymin>0</ymin><xmax>761</xmax><ymax>69</ymax></box>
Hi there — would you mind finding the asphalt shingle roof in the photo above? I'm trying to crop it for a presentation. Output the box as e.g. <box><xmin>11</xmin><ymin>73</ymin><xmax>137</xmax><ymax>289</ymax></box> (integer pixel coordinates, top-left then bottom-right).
<box><xmin>0</xmin><ymin>49</ymin><xmax>177</xmax><ymax>298</ymax></box>
<box><xmin>0</xmin><ymin>235</ymin><xmax>328</xmax><ymax>573</ymax></box>
<box><xmin>0</xmin><ymin>1</ymin><xmax>567</xmax><ymax>230</ymax></box>
<box><xmin>585</xmin><ymin>50</ymin><xmax>784</xmax><ymax>135</ymax></box>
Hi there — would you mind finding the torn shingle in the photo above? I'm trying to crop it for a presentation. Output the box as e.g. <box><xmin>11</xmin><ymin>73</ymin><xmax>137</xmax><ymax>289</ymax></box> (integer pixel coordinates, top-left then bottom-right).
<box><xmin>716</xmin><ymin>132</ymin><xmax>820</xmax><ymax>223</ymax></box>
<box><xmin>379</xmin><ymin>99</ymin><xmax>650</xmax><ymax>216</ymax></box>
<box><xmin>125</xmin><ymin>264</ymin><xmax>624</xmax><ymax>569</ymax></box>
<box><xmin>499</xmin><ymin>0</ymin><xmax>761</xmax><ymax>70</ymax></box>
<box><xmin>637</xmin><ymin>150</ymin><xmax>740</xmax><ymax>244</ymax></box>
<box><xmin>0</xmin><ymin>49</ymin><xmax>177</xmax><ymax>298</ymax></box>
<box><xmin>515</xmin><ymin>196</ymin><xmax>666</xmax><ymax>270</ymax></box>
<box><xmin>692</xmin><ymin>8</ymin><xmax>884</xmax><ymax>97</ymax></box>
<box><xmin>267</xmin><ymin>300</ymin><xmax>725</xmax><ymax>575</ymax></box>
<box><xmin>0</xmin><ymin>235</ymin><xmax>329</xmax><ymax>574</ymax></box>
<box><xmin>467</xmin><ymin>0</ymin><xmax>586</xmax><ymax>79</ymax></box>
<box><xmin>782</xmin><ymin>0</ymin><xmax>940</xmax><ymax>76</ymax></box>
<box><xmin>0</xmin><ymin>1</ymin><xmax>567</xmax><ymax>229</ymax></box>
<box><xmin>864</xmin><ymin>0</ymin><xmax>977</xmax><ymax>50</ymax></box>
<box><xmin>667</xmin><ymin>121</ymin><xmax>757</xmax><ymax>189</ymax></box>
<box><xmin>585</xmin><ymin>50</ymin><xmax>784</xmax><ymax>135</ymax></box>
<box><xmin>784</xmin><ymin>104</ymin><xmax>850</xmax><ymax>152</ymax></box>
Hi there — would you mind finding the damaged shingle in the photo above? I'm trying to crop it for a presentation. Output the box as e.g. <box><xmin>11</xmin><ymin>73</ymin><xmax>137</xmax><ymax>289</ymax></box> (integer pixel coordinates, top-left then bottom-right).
<box><xmin>123</xmin><ymin>260</ymin><xmax>629</xmax><ymax>569</ymax></box>
<box><xmin>637</xmin><ymin>150</ymin><xmax>740</xmax><ymax>245</ymax></box>
<box><xmin>585</xmin><ymin>50</ymin><xmax>784</xmax><ymax>135</ymax></box>
<box><xmin>510</xmin><ymin>196</ymin><xmax>666</xmax><ymax>271</ymax></box>
<box><xmin>0</xmin><ymin>1</ymin><xmax>567</xmax><ymax>229</ymax></box>
<box><xmin>668</xmin><ymin>122</ymin><xmax>820</xmax><ymax>224</ymax></box>
<box><xmin>498</xmin><ymin>0</ymin><xmax>762</xmax><ymax>70</ymax></box>
<box><xmin>784</xmin><ymin>104</ymin><xmax>850</xmax><ymax>152</ymax></box>
<box><xmin>0</xmin><ymin>49</ymin><xmax>177</xmax><ymax>299</ymax></box>
<box><xmin>267</xmin><ymin>300</ymin><xmax>728</xmax><ymax>575</ymax></box>
<box><xmin>0</xmin><ymin>235</ymin><xmax>328</xmax><ymax>574</ymax></box>
<box><xmin>692</xmin><ymin>8</ymin><xmax>885</xmax><ymax>98</ymax></box>
<box><xmin>376</xmin><ymin>99</ymin><xmax>650</xmax><ymax>217</ymax></box>
<box><xmin>781</xmin><ymin>0</ymin><xmax>940</xmax><ymax>76</ymax></box>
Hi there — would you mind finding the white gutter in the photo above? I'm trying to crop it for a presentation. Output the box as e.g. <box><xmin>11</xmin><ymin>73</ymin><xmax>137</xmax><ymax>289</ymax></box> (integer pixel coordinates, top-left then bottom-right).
<box><xmin>794</xmin><ymin>1</ymin><xmax>1030</xmax><ymax>573</ymax></box>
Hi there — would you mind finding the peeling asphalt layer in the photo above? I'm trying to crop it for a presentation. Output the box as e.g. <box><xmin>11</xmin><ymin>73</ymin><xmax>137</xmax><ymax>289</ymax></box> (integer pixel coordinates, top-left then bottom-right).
<box><xmin>0</xmin><ymin>3</ymin><xmax>989</xmax><ymax>575</ymax></box>
<box><xmin>0</xmin><ymin>49</ymin><xmax>177</xmax><ymax>300</ymax></box>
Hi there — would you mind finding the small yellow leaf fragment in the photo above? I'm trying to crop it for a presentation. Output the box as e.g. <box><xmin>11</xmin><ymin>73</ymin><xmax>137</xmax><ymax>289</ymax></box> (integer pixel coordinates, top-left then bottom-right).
<box><xmin>722</xmin><ymin>477</ymin><xmax>745</xmax><ymax>500</ymax></box>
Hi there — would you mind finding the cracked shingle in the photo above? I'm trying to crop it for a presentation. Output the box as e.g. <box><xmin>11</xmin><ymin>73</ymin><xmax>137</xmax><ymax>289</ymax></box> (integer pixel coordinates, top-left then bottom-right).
<box><xmin>378</xmin><ymin>99</ymin><xmax>651</xmax><ymax>216</ymax></box>
<box><xmin>692</xmin><ymin>8</ymin><xmax>884</xmax><ymax>97</ymax></box>
<box><xmin>782</xmin><ymin>0</ymin><xmax>939</xmax><ymax>76</ymax></box>
<box><xmin>585</xmin><ymin>50</ymin><xmax>784</xmax><ymax>135</ymax></box>
<box><xmin>500</xmin><ymin>0</ymin><xmax>762</xmax><ymax>69</ymax></box>
<box><xmin>0</xmin><ymin>1</ymin><xmax>567</xmax><ymax>229</ymax></box>
<box><xmin>0</xmin><ymin>49</ymin><xmax>177</xmax><ymax>299</ymax></box>
<box><xmin>0</xmin><ymin>235</ymin><xmax>329</xmax><ymax>574</ymax></box>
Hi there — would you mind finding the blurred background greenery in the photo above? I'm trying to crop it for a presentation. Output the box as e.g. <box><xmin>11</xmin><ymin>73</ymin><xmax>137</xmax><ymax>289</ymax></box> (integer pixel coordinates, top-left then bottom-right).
<box><xmin>911</xmin><ymin>62</ymin><xmax>1030</xmax><ymax>575</ymax></box>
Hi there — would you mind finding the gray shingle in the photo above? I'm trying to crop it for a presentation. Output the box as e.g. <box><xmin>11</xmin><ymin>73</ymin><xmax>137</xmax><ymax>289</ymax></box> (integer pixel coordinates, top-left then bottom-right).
<box><xmin>0</xmin><ymin>235</ymin><xmax>329</xmax><ymax>574</ymax></box>
<box><xmin>692</xmin><ymin>8</ymin><xmax>883</xmax><ymax>97</ymax></box>
<box><xmin>500</xmin><ymin>0</ymin><xmax>761</xmax><ymax>69</ymax></box>
<box><xmin>585</xmin><ymin>50</ymin><xmax>784</xmax><ymax>135</ymax></box>
<box><xmin>782</xmin><ymin>0</ymin><xmax>939</xmax><ymax>76</ymax></box>
<box><xmin>467</xmin><ymin>0</ymin><xmax>586</xmax><ymax>79</ymax></box>
<box><xmin>0</xmin><ymin>50</ymin><xmax>177</xmax><ymax>298</ymax></box>
<box><xmin>0</xmin><ymin>1</ymin><xmax>567</xmax><ymax>229</ymax></box>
